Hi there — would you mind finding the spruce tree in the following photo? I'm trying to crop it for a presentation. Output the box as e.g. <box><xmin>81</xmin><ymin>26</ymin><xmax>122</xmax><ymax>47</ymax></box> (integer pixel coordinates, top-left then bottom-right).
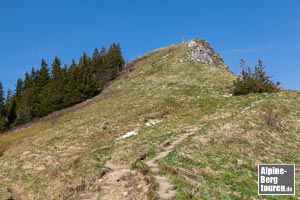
<box><xmin>107</xmin><ymin>43</ymin><xmax>125</xmax><ymax>80</ymax></box>
<box><xmin>47</xmin><ymin>57</ymin><xmax>65</xmax><ymax>110</ymax></box>
<box><xmin>0</xmin><ymin>82</ymin><xmax>6</xmax><ymax>131</ymax></box>
<box><xmin>0</xmin><ymin>82</ymin><xmax>5</xmax><ymax>116</ymax></box>
<box><xmin>64</xmin><ymin>59</ymin><xmax>81</xmax><ymax>106</ymax></box>
<box><xmin>34</xmin><ymin>59</ymin><xmax>51</xmax><ymax>117</ymax></box>
<box><xmin>15</xmin><ymin>78</ymin><xmax>24</xmax><ymax>99</ymax></box>
<box><xmin>23</xmin><ymin>68</ymin><xmax>36</xmax><ymax>89</ymax></box>
<box><xmin>16</xmin><ymin>72</ymin><xmax>35</xmax><ymax>123</ymax></box>
<box><xmin>36</xmin><ymin>59</ymin><xmax>50</xmax><ymax>88</ymax></box>
<box><xmin>78</xmin><ymin>52</ymin><xmax>98</xmax><ymax>99</ymax></box>
<box><xmin>5</xmin><ymin>89</ymin><xmax>17</xmax><ymax>126</ymax></box>
<box><xmin>16</xmin><ymin>88</ymin><xmax>34</xmax><ymax>123</ymax></box>
<box><xmin>97</xmin><ymin>46</ymin><xmax>109</xmax><ymax>88</ymax></box>
<box><xmin>92</xmin><ymin>48</ymin><xmax>100</xmax><ymax>66</ymax></box>
<box><xmin>100</xmin><ymin>46</ymin><xmax>106</xmax><ymax>56</ymax></box>
<box><xmin>17</xmin><ymin>68</ymin><xmax>37</xmax><ymax>121</ymax></box>
<box><xmin>51</xmin><ymin>57</ymin><xmax>62</xmax><ymax>79</ymax></box>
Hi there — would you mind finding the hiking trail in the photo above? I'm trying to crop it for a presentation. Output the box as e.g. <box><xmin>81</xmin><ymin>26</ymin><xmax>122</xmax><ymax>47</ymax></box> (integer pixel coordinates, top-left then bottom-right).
<box><xmin>145</xmin><ymin>125</ymin><xmax>201</xmax><ymax>199</ymax></box>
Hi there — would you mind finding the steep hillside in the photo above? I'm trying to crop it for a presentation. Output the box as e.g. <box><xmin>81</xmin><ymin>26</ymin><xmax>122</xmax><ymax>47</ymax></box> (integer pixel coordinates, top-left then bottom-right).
<box><xmin>0</xmin><ymin>39</ymin><xmax>299</xmax><ymax>200</ymax></box>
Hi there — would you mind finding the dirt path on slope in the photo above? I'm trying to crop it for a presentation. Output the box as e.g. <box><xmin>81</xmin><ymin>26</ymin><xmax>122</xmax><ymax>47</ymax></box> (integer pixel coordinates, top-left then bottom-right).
<box><xmin>100</xmin><ymin>160</ymin><xmax>147</xmax><ymax>200</ymax></box>
<box><xmin>145</xmin><ymin>125</ymin><xmax>201</xmax><ymax>200</ymax></box>
<box><xmin>68</xmin><ymin>160</ymin><xmax>147</xmax><ymax>200</ymax></box>
<box><xmin>69</xmin><ymin>125</ymin><xmax>200</xmax><ymax>200</ymax></box>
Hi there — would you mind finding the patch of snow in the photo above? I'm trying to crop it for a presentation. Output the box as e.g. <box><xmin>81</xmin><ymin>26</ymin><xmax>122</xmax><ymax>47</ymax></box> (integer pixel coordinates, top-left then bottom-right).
<box><xmin>144</xmin><ymin>119</ymin><xmax>162</xmax><ymax>127</ymax></box>
<box><xmin>240</xmin><ymin>100</ymin><xmax>264</xmax><ymax>113</ymax></box>
<box><xmin>162</xmin><ymin>54</ymin><xmax>169</xmax><ymax>59</ymax></box>
<box><xmin>145</xmin><ymin>122</ymin><xmax>152</xmax><ymax>127</ymax></box>
<box><xmin>23</xmin><ymin>151</ymin><xmax>31</xmax><ymax>155</ymax></box>
<box><xmin>115</xmin><ymin>130</ymin><xmax>139</xmax><ymax>141</ymax></box>
<box><xmin>36</xmin><ymin>165</ymin><xmax>46</xmax><ymax>171</ymax></box>
<box><xmin>241</xmin><ymin>106</ymin><xmax>251</xmax><ymax>113</ymax></box>
<box><xmin>223</xmin><ymin>94</ymin><xmax>232</xmax><ymax>98</ymax></box>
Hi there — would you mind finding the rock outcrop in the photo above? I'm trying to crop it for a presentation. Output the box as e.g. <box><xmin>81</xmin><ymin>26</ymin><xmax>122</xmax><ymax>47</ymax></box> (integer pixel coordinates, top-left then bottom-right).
<box><xmin>187</xmin><ymin>38</ymin><xmax>228</xmax><ymax>70</ymax></box>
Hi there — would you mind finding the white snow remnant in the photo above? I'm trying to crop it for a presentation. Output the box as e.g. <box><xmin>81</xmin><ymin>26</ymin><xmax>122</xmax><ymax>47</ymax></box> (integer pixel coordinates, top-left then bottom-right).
<box><xmin>240</xmin><ymin>100</ymin><xmax>264</xmax><ymax>113</ymax></box>
<box><xmin>115</xmin><ymin>130</ymin><xmax>139</xmax><ymax>141</ymax></box>
<box><xmin>145</xmin><ymin>119</ymin><xmax>161</xmax><ymax>127</ymax></box>
<box><xmin>223</xmin><ymin>94</ymin><xmax>233</xmax><ymax>98</ymax></box>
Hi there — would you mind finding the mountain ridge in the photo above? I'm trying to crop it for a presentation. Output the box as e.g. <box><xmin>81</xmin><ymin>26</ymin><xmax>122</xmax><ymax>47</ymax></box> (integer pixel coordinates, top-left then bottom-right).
<box><xmin>127</xmin><ymin>38</ymin><xmax>229</xmax><ymax>71</ymax></box>
<box><xmin>0</xmin><ymin>39</ymin><xmax>299</xmax><ymax>199</ymax></box>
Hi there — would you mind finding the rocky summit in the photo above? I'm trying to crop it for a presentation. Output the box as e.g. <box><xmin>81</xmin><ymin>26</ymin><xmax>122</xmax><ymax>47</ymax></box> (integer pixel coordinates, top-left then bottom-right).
<box><xmin>186</xmin><ymin>38</ymin><xmax>228</xmax><ymax>70</ymax></box>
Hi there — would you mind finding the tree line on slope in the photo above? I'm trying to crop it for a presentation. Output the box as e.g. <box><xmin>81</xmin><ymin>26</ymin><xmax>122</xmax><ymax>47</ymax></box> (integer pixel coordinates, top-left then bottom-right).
<box><xmin>0</xmin><ymin>43</ymin><xmax>124</xmax><ymax>132</ymax></box>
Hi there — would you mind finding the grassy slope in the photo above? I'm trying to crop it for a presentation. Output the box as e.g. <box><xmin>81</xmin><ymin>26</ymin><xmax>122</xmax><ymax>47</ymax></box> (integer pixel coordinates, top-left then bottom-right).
<box><xmin>0</xmin><ymin>42</ymin><xmax>299</xmax><ymax>199</ymax></box>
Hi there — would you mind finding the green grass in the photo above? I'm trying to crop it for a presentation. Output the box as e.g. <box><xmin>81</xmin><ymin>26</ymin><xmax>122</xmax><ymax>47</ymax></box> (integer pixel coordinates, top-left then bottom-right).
<box><xmin>0</xmin><ymin>122</ymin><xmax>53</xmax><ymax>156</ymax></box>
<box><xmin>157</xmin><ymin>91</ymin><xmax>300</xmax><ymax>199</ymax></box>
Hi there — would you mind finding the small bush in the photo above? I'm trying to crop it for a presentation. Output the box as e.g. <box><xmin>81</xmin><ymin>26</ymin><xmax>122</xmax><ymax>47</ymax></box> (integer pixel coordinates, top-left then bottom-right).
<box><xmin>233</xmin><ymin>59</ymin><xmax>280</xmax><ymax>95</ymax></box>
<box><xmin>264</xmin><ymin>105</ymin><xmax>283</xmax><ymax>131</ymax></box>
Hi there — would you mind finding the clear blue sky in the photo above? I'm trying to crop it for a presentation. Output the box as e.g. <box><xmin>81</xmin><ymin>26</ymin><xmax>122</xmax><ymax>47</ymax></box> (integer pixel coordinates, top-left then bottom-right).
<box><xmin>0</xmin><ymin>0</ymin><xmax>299</xmax><ymax>93</ymax></box>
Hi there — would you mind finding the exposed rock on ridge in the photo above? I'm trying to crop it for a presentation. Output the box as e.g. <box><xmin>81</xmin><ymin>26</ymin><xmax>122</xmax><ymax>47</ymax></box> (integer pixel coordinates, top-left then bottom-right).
<box><xmin>126</xmin><ymin>38</ymin><xmax>229</xmax><ymax>72</ymax></box>
<box><xmin>187</xmin><ymin>38</ymin><xmax>228</xmax><ymax>70</ymax></box>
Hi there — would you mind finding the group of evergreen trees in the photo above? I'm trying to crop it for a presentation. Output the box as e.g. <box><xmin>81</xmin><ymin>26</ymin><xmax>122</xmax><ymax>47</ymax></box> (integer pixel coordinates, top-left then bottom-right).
<box><xmin>233</xmin><ymin>59</ymin><xmax>280</xmax><ymax>95</ymax></box>
<box><xmin>0</xmin><ymin>43</ymin><xmax>124</xmax><ymax>132</ymax></box>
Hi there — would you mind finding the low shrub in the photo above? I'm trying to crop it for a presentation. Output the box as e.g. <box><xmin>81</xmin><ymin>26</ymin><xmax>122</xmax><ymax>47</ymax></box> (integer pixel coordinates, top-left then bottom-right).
<box><xmin>233</xmin><ymin>59</ymin><xmax>280</xmax><ymax>95</ymax></box>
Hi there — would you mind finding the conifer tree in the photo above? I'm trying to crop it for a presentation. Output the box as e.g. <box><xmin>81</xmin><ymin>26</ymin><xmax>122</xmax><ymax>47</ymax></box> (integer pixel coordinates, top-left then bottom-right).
<box><xmin>18</xmin><ymin>67</ymin><xmax>38</xmax><ymax>120</ymax></box>
<box><xmin>107</xmin><ymin>43</ymin><xmax>125</xmax><ymax>80</ymax></box>
<box><xmin>78</xmin><ymin>52</ymin><xmax>98</xmax><ymax>99</ymax></box>
<box><xmin>23</xmin><ymin>68</ymin><xmax>36</xmax><ymax>89</ymax></box>
<box><xmin>100</xmin><ymin>46</ymin><xmax>106</xmax><ymax>56</ymax></box>
<box><xmin>97</xmin><ymin>46</ymin><xmax>109</xmax><ymax>88</ymax></box>
<box><xmin>33</xmin><ymin>59</ymin><xmax>51</xmax><ymax>117</ymax></box>
<box><xmin>92</xmin><ymin>48</ymin><xmax>100</xmax><ymax>67</ymax></box>
<box><xmin>5</xmin><ymin>89</ymin><xmax>17</xmax><ymax>126</ymax></box>
<box><xmin>16</xmin><ymin>74</ymin><xmax>35</xmax><ymax>123</ymax></box>
<box><xmin>35</xmin><ymin>59</ymin><xmax>50</xmax><ymax>89</ymax></box>
<box><xmin>15</xmin><ymin>72</ymin><xmax>35</xmax><ymax>123</ymax></box>
<box><xmin>64</xmin><ymin>59</ymin><xmax>81</xmax><ymax>106</ymax></box>
<box><xmin>0</xmin><ymin>82</ymin><xmax>5</xmax><ymax>116</ymax></box>
<box><xmin>51</xmin><ymin>57</ymin><xmax>62</xmax><ymax>79</ymax></box>
<box><xmin>15</xmin><ymin>78</ymin><xmax>24</xmax><ymax>99</ymax></box>
<box><xmin>47</xmin><ymin>57</ymin><xmax>65</xmax><ymax>110</ymax></box>
<box><xmin>0</xmin><ymin>82</ymin><xmax>6</xmax><ymax>131</ymax></box>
